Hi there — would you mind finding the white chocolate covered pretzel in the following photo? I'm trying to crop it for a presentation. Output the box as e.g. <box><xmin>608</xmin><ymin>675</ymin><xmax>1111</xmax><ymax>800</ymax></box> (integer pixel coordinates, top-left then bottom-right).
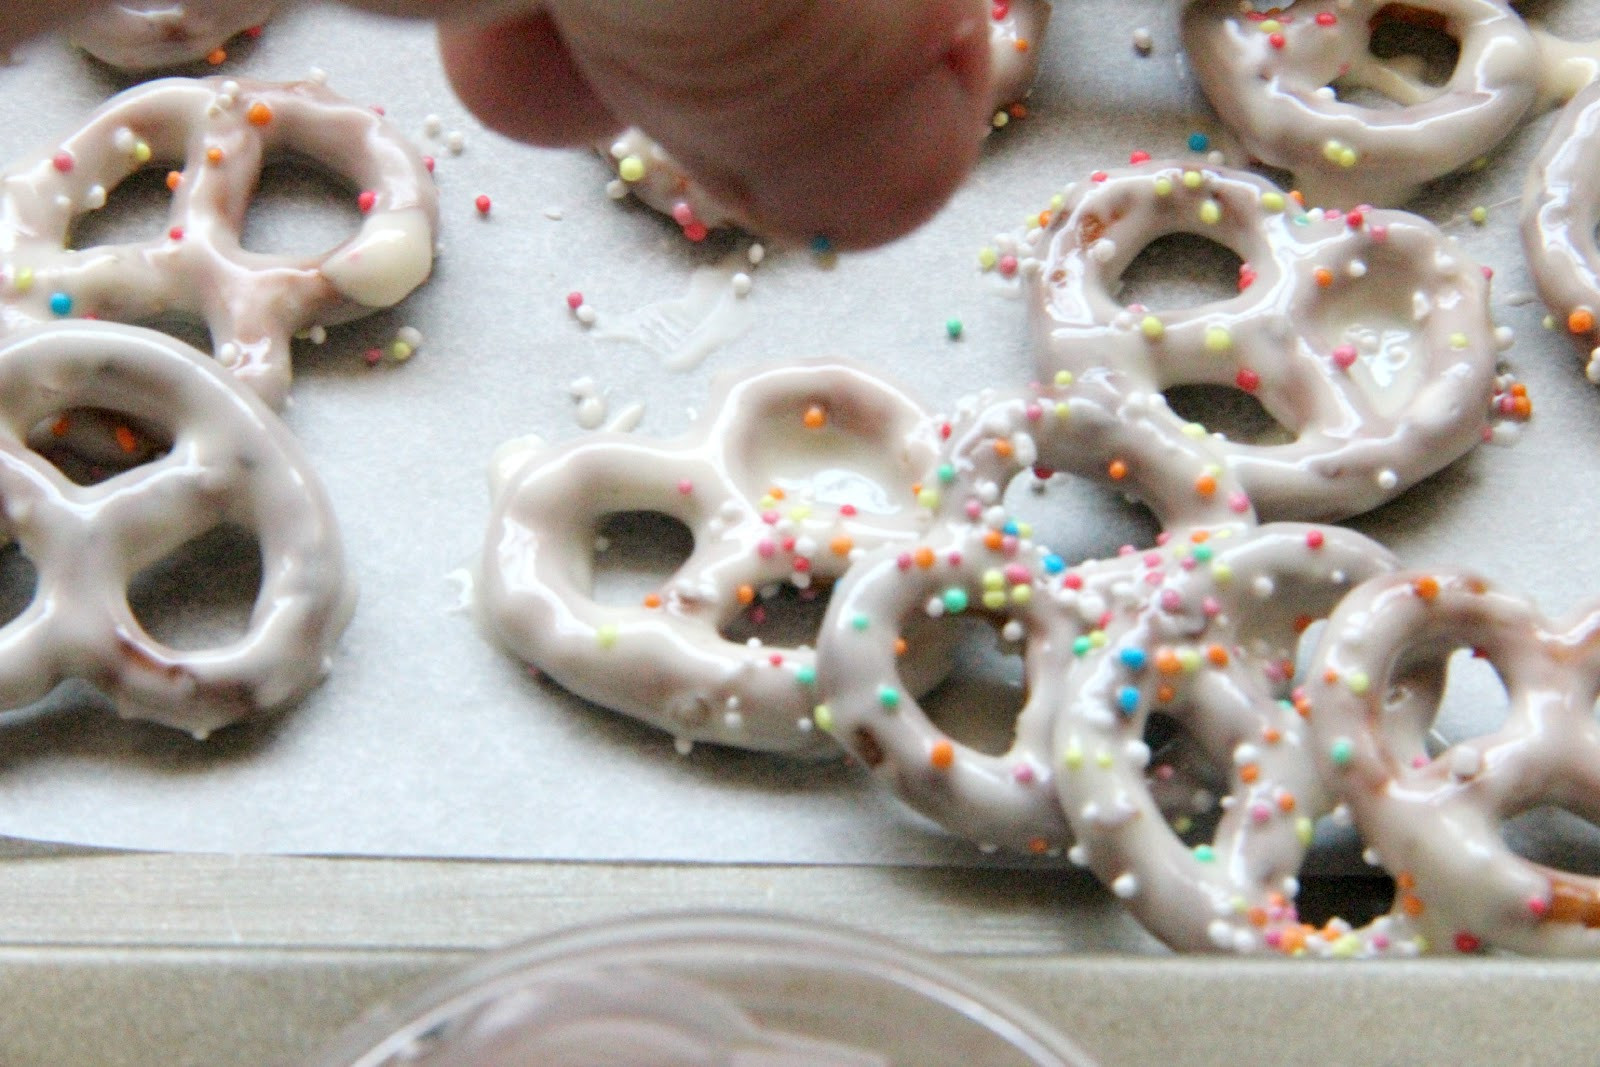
<box><xmin>599</xmin><ymin>0</ymin><xmax>1052</xmax><ymax>238</ymax></box>
<box><xmin>1028</xmin><ymin>161</ymin><xmax>1507</xmax><ymax>521</ymax></box>
<box><xmin>1181</xmin><ymin>0</ymin><xmax>1540</xmax><ymax>208</ymax></box>
<box><xmin>1309</xmin><ymin>570</ymin><xmax>1600</xmax><ymax>956</ymax></box>
<box><xmin>70</xmin><ymin>1</ymin><xmax>273</xmax><ymax>70</ymax></box>
<box><xmin>481</xmin><ymin>362</ymin><xmax>949</xmax><ymax>754</ymax></box>
<box><xmin>0</xmin><ymin>322</ymin><xmax>353</xmax><ymax>738</ymax></box>
<box><xmin>813</xmin><ymin>374</ymin><xmax>1256</xmax><ymax>853</ymax></box>
<box><xmin>0</xmin><ymin>76</ymin><xmax>438</xmax><ymax>409</ymax></box>
<box><xmin>1522</xmin><ymin>79</ymin><xmax>1600</xmax><ymax>382</ymax></box>
<box><xmin>1051</xmin><ymin>523</ymin><xmax>1422</xmax><ymax>955</ymax></box>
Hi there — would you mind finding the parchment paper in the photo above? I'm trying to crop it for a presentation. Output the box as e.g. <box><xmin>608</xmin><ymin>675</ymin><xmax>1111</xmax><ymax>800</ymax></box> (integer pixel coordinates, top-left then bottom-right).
<box><xmin>0</xmin><ymin>0</ymin><xmax>1597</xmax><ymax>868</ymax></box>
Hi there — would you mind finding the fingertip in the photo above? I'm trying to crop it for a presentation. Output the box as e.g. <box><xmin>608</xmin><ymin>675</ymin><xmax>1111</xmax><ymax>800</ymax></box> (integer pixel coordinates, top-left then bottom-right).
<box><xmin>438</xmin><ymin>12</ymin><xmax>618</xmax><ymax>149</ymax></box>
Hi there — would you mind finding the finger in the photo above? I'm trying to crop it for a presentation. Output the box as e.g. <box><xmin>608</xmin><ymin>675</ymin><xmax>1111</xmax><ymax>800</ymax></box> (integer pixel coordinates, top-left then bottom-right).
<box><xmin>545</xmin><ymin>0</ymin><xmax>993</xmax><ymax>249</ymax></box>
<box><xmin>438</xmin><ymin>11</ymin><xmax>620</xmax><ymax>148</ymax></box>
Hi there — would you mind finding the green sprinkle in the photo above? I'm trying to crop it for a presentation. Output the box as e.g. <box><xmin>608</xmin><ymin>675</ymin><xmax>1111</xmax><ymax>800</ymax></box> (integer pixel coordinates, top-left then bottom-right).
<box><xmin>946</xmin><ymin>318</ymin><xmax>963</xmax><ymax>340</ymax></box>
<box><xmin>851</xmin><ymin>613</ymin><xmax>870</xmax><ymax>632</ymax></box>
<box><xmin>1073</xmin><ymin>635</ymin><xmax>1092</xmax><ymax>657</ymax></box>
<box><xmin>942</xmin><ymin>588</ymin><xmax>969</xmax><ymax>614</ymax></box>
<box><xmin>877</xmin><ymin>685</ymin><xmax>901</xmax><ymax>710</ymax></box>
<box><xmin>937</xmin><ymin>463</ymin><xmax>956</xmax><ymax>485</ymax></box>
<box><xmin>796</xmin><ymin>665</ymin><xmax>817</xmax><ymax>687</ymax></box>
<box><xmin>1194</xmin><ymin>844</ymin><xmax>1216</xmax><ymax>863</ymax></box>
<box><xmin>1330</xmin><ymin>737</ymin><xmax>1355</xmax><ymax>767</ymax></box>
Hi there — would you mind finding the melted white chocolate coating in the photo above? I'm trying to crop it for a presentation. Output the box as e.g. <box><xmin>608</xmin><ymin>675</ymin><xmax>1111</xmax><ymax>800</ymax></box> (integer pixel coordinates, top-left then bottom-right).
<box><xmin>1028</xmin><ymin>162</ymin><xmax>1505</xmax><ymax>522</ymax></box>
<box><xmin>1521</xmin><ymin>79</ymin><xmax>1600</xmax><ymax>381</ymax></box>
<box><xmin>1051</xmin><ymin>522</ymin><xmax>1423</xmax><ymax>956</ymax></box>
<box><xmin>1309</xmin><ymin>570</ymin><xmax>1600</xmax><ymax>956</ymax></box>
<box><xmin>1182</xmin><ymin>0</ymin><xmax>1539</xmax><ymax>208</ymax></box>
<box><xmin>814</xmin><ymin>374</ymin><xmax>1257</xmax><ymax>853</ymax></box>
<box><xmin>0</xmin><ymin>322</ymin><xmax>353</xmax><ymax>738</ymax></box>
<box><xmin>481</xmin><ymin>361</ymin><xmax>949</xmax><ymax>755</ymax></box>
<box><xmin>70</xmin><ymin>0</ymin><xmax>274</xmax><ymax>70</ymax></box>
<box><xmin>0</xmin><ymin>75</ymin><xmax>438</xmax><ymax>410</ymax></box>
<box><xmin>599</xmin><ymin>0</ymin><xmax>1051</xmax><ymax>236</ymax></box>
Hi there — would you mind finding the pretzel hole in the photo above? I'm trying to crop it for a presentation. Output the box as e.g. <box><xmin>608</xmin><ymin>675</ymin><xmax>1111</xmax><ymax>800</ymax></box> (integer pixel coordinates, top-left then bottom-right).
<box><xmin>0</xmin><ymin>543</ymin><xmax>39</xmax><ymax>631</ymax></box>
<box><xmin>26</xmin><ymin>407</ymin><xmax>173</xmax><ymax>486</ymax></box>
<box><xmin>1503</xmin><ymin>807</ymin><xmax>1600</xmax><ymax>878</ymax></box>
<box><xmin>1144</xmin><ymin>711</ymin><xmax>1226</xmax><ymax>844</ymax></box>
<box><xmin>1294</xmin><ymin>875</ymin><xmax>1397</xmax><ymax>931</ymax></box>
<box><xmin>1424</xmin><ymin>647</ymin><xmax>1510</xmax><ymax>756</ymax></box>
<box><xmin>914</xmin><ymin>615</ymin><xmax>1025</xmax><ymax>757</ymax></box>
<box><xmin>590</xmin><ymin>511</ymin><xmax>694</xmax><ymax>607</ymax></box>
<box><xmin>67</xmin><ymin>167</ymin><xmax>175</xmax><ymax>250</ymax></box>
<box><xmin>1117</xmin><ymin>234</ymin><xmax>1243</xmax><ymax>311</ymax></box>
<box><xmin>727</xmin><ymin>397</ymin><xmax>916</xmax><ymax>518</ymax></box>
<box><xmin>1163</xmin><ymin>385</ymin><xmax>1292</xmax><ymax>446</ymax></box>
<box><xmin>241</xmin><ymin>159</ymin><xmax>366</xmax><ymax>257</ymax></box>
<box><xmin>126</xmin><ymin>523</ymin><xmax>262</xmax><ymax>651</ymax></box>
<box><xmin>721</xmin><ymin>581</ymin><xmax>829</xmax><ymax>649</ymax></box>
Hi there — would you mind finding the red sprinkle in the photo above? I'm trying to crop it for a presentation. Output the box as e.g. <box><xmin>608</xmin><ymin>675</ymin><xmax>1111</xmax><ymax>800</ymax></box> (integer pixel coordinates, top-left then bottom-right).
<box><xmin>51</xmin><ymin>152</ymin><xmax>74</xmax><ymax>174</ymax></box>
<box><xmin>1235</xmin><ymin>368</ymin><xmax>1261</xmax><ymax>392</ymax></box>
<box><xmin>474</xmin><ymin>194</ymin><xmax>492</xmax><ymax>215</ymax></box>
<box><xmin>168</xmin><ymin>226</ymin><xmax>184</xmax><ymax>241</ymax></box>
<box><xmin>683</xmin><ymin>221</ymin><xmax>709</xmax><ymax>242</ymax></box>
<box><xmin>1315</xmin><ymin>12</ymin><xmax>1337</xmax><ymax>26</ymax></box>
<box><xmin>357</xmin><ymin>190</ymin><xmax>377</xmax><ymax>213</ymax></box>
<box><xmin>422</xmin><ymin>156</ymin><xmax>436</xmax><ymax>173</ymax></box>
<box><xmin>1129</xmin><ymin>150</ymin><xmax>1152</xmax><ymax>165</ymax></box>
<box><xmin>1306</xmin><ymin>530</ymin><xmax>1325</xmax><ymax>550</ymax></box>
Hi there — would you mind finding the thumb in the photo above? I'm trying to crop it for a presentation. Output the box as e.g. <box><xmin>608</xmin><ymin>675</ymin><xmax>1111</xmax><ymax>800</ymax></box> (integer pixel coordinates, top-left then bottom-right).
<box><xmin>442</xmin><ymin>0</ymin><xmax>992</xmax><ymax>249</ymax></box>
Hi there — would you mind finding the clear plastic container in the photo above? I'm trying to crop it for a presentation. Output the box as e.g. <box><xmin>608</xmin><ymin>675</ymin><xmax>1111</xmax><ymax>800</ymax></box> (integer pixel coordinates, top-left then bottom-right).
<box><xmin>309</xmin><ymin>911</ymin><xmax>1095</xmax><ymax>1066</ymax></box>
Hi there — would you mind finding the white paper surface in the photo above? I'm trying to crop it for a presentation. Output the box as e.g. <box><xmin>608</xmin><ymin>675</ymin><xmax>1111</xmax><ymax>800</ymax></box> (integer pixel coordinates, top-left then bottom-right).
<box><xmin>0</xmin><ymin>0</ymin><xmax>1597</xmax><ymax>867</ymax></box>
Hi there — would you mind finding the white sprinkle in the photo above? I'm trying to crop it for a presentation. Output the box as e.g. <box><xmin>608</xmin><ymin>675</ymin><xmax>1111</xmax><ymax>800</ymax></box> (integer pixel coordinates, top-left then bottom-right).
<box><xmin>1347</xmin><ymin>259</ymin><xmax>1367</xmax><ymax>278</ymax></box>
<box><xmin>445</xmin><ymin>131</ymin><xmax>466</xmax><ymax>155</ymax></box>
<box><xmin>569</xmin><ymin>376</ymin><xmax>597</xmax><ymax>399</ymax></box>
<box><xmin>1111</xmin><ymin>873</ymin><xmax>1139</xmax><ymax>899</ymax></box>
<box><xmin>397</xmin><ymin>325</ymin><xmax>423</xmax><ymax>348</ymax></box>
<box><xmin>1376</xmin><ymin>468</ymin><xmax>1398</xmax><ymax>490</ymax></box>
<box><xmin>605</xmin><ymin>179</ymin><xmax>628</xmax><ymax>200</ymax></box>
<box><xmin>1132</xmin><ymin>26</ymin><xmax>1154</xmax><ymax>53</ymax></box>
<box><xmin>1067</xmin><ymin>845</ymin><xmax>1089</xmax><ymax>867</ymax></box>
<box><xmin>422</xmin><ymin>114</ymin><xmax>443</xmax><ymax>137</ymax></box>
<box><xmin>85</xmin><ymin>185</ymin><xmax>107</xmax><ymax>210</ymax></box>
<box><xmin>544</xmin><ymin>206</ymin><xmax>564</xmax><ymax>221</ymax></box>
<box><xmin>575</xmin><ymin>305</ymin><xmax>598</xmax><ymax>326</ymax></box>
<box><xmin>674</xmin><ymin>737</ymin><xmax>693</xmax><ymax>756</ymax></box>
<box><xmin>307</xmin><ymin>67</ymin><xmax>328</xmax><ymax>84</ymax></box>
<box><xmin>113</xmin><ymin>127</ymin><xmax>137</xmax><ymax>153</ymax></box>
<box><xmin>731</xmin><ymin>272</ymin><xmax>752</xmax><ymax>297</ymax></box>
<box><xmin>1449</xmin><ymin>746</ymin><xmax>1483</xmax><ymax>779</ymax></box>
<box><xmin>1001</xmin><ymin>619</ymin><xmax>1025</xmax><ymax>643</ymax></box>
<box><xmin>748</xmin><ymin>243</ymin><xmax>766</xmax><ymax>266</ymax></box>
<box><xmin>307</xmin><ymin>325</ymin><xmax>327</xmax><ymax>345</ymax></box>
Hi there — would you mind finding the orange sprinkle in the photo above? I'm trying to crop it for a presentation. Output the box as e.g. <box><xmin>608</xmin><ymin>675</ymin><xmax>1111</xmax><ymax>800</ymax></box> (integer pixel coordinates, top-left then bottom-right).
<box><xmin>1239</xmin><ymin>763</ymin><xmax>1260</xmax><ymax>785</ymax></box>
<box><xmin>1313</xmin><ymin>267</ymin><xmax>1333</xmax><ymax>288</ymax></box>
<box><xmin>1247</xmin><ymin>906</ymin><xmax>1269</xmax><ymax>928</ymax></box>
<box><xmin>1027</xmin><ymin>837</ymin><xmax>1050</xmax><ymax>855</ymax></box>
<box><xmin>1206</xmin><ymin>644</ymin><xmax>1229</xmax><ymax>667</ymax></box>
<box><xmin>1289</xmin><ymin>190</ymin><xmax>1306</xmax><ymax>208</ymax></box>
<box><xmin>1156</xmin><ymin>684</ymin><xmax>1175</xmax><ymax>704</ymax></box>
<box><xmin>803</xmin><ymin>404</ymin><xmax>826</xmax><ymax>429</ymax></box>
<box><xmin>205</xmin><ymin>147</ymin><xmax>224</xmax><ymax>165</ymax></box>
<box><xmin>1014</xmin><ymin>38</ymin><xmax>1030</xmax><ymax>52</ymax></box>
<box><xmin>246</xmin><ymin>101</ymin><xmax>273</xmax><ymax>126</ymax></box>
<box><xmin>893</xmin><ymin>637</ymin><xmax>908</xmax><ymax>657</ymax></box>
<box><xmin>1401</xmin><ymin>894</ymin><xmax>1425</xmax><ymax>918</ymax></box>
<box><xmin>1511</xmin><ymin>383</ymin><xmax>1528</xmax><ymax>398</ymax></box>
<box><xmin>1292</xmin><ymin>614</ymin><xmax>1313</xmax><ymax>634</ymax></box>
<box><xmin>50</xmin><ymin>415</ymin><xmax>70</xmax><ymax>437</ymax></box>
<box><xmin>736</xmin><ymin>584</ymin><xmax>756</xmax><ymax>606</ymax></box>
<box><xmin>206</xmin><ymin>48</ymin><xmax>227</xmax><ymax>65</ymax></box>
<box><xmin>829</xmin><ymin>535</ymin><xmax>854</xmax><ymax>557</ymax></box>
<box><xmin>1195</xmin><ymin>473</ymin><xmax>1217</xmax><ymax>497</ymax></box>
<box><xmin>1412</xmin><ymin>576</ymin><xmax>1440</xmax><ymax>601</ymax></box>
<box><xmin>1278</xmin><ymin>925</ymin><xmax>1309</xmax><ymax>954</ymax></box>
<box><xmin>767</xmin><ymin>486</ymin><xmax>786</xmax><ymax>501</ymax></box>
<box><xmin>642</xmin><ymin>593</ymin><xmax>662</xmax><ymax>609</ymax></box>
<box><xmin>1263</xmin><ymin>727</ymin><xmax>1282</xmax><ymax>745</ymax></box>
<box><xmin>1155</xmin><ymin>648</ymin><xmax>1182</xmax><ymax>675</ymax></box>
<box><xmin>913</xmin><ymin>546</ymin><xmax>936</xmax><ymax>569</ymax></box>
<box><xmin>113</xmin><ymin>425</ymin><xmax>139</xmax><ymax>454</ymax></box>
<box><xmin>993</xmin><ymin>437</ymin><xmax>1015</xmax><ymax>459</ymax></box>
<box><xmin>930</xmin><ymin>739</ymin><xmax>955</xmax><ymax>769</ymax></box>
<box><xmin>983</xmin><ymin>529</ymin><xmax>1005</xmax><ymax>552</ymax></box>
<box><xmin>1036</xmin><ymin>210</ymin><xmax>1051</xmax><ymax>228</ymax></box>
<box><xmin>1107</xmin><ymin>459</ymin><xmax>1128</xmax><ymax>481</ymax></box>
<box><xmin>1467</xmin><ymin>577</ymin><xmax>1489</xmax><ymax>595</ymax></box>
<box><xmin>1293</xmin><ymin>693</ymin><xmax>1312</xmax><ymax>718</ymax></box>
<box><xmin>1190</xmin><ymin>530</ymin><xmax>1210</xmax><ymax>544</ymax></box>
<box><xmin>1569</xmin><ymin>308</ymin><xmax>1596</xmax><ymax>335</ymax></box>
<box><xmin>1278</xmin><ymin>793</ymin><xmax>1297</xmax><ymax>813</ymax></box>
<box><xmin>1322</xmin><ymin>668</ymin><xmax>1339</xmax><ymax>685</ymax></box>
<box><xmin>165</xmin><ymin>170</ymin><xmax>182</xmax><ymax>191</ymax></box>
<box><xmin>1396</xmin><ymin>872</ymin><xmax>1416</xmax><ymax>891</ymax></box>
<box><xmin>1511</xmin><ymin>395</ymin><xmax>1532</xmax><ymax>418</ymax></box>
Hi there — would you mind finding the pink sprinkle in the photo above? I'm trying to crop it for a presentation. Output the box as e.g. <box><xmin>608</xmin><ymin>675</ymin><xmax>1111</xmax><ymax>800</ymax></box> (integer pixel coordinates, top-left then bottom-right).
<box><xmin>676</xmin><ymin>479</ymin><xmax>693</xmax><ymax>495</ymax></box>
<box><xmin>363</xmin><ymin>347</ymin><xmax>384</xmax><ymax>366</ymax></box>
<box><xmin>1159</xmin><ymin>589</ymin><xmax>1182</xmax><ymax>612</ymax></box>
<box><xmin>1481</xmin><ymin>265</ymin><xmax>1494</xmax><ymax>280</ymax></box>
<box><xmin>1371</xmin><ymin>934</ymin><xmax>1390</xmax><ymax>951</ymax></box>
<box><xmin>792</xmin><ymin>557</ymin><xmax>811</xmax><ymax>574</ymax></box>
<box><xmin>1202</xmin><ymin>596</ymin><xmax>1220</xmax><ymax>617</ymax></box>
<box><xmin>1154</xmin><ymin>764</ymin><xmax>1175</xmax><ymax>781</ymax></box>
<box><xmin>750</xmin><ymin>606</ymin><xmax>768</xmax><ymax>626</ymax></box>
<box><xmin>768</xmin><ymin>653</ymin><xmax>784</xmax><ymax>667</ymax></box>
<box><xmin>1143</xmin><ymin>551</ymin><xmax>1162</xmax><ymax>567</ymax></box>
<box><xmin>998</xmin><ymin>254</ymin><xmax>1019</xmax><ymax>278</ymax></box>
<box><xmin>1249</xmin><ymin>803</ymin><xmax>1271</xmax><ymax>824</ymax></box>
<box><xmin>51</xmin><ymin>151</ymin><xmax>74</xmax><ymax>174</ymax></box>
<box><xmin>1528</xmin><ymin>896</ymin><xmax>1550</xmax><ymax>918</ymax></box>
<box><xmin>1001</xmin><ymin>535</ymin><xmax>1019</xmax><ymax>554</ymax></box>
<box><xmin>1129</xmin><ymin>150</ymin><xmax>1151</xmax><ymax>164</ymax></box>
<box><xmin>671</xmin><ymin>202</ymin><xmax>696</xmax><ymax>226</ymax></box>
<box><xmin>1332</xmin><ymin>344</ymin><xmax>1358</xmax><ymax>370</ymax></box>
<box><xmin>1411</xmin><ymin>754</ymin><xmax>1429</xmax><ymax>768</ymax></box>
<box><xmin>422</xmin><ymin>156</ymin><xmax>436</xmax><ymax>173</ymax></box>
<box><xmin>1012</xmin><ymin>763</ymin><xmax>1036</xmax><ymax>784</ymax></box>
<box><xmin>1004</xmin><ymin>564</ymin><xmax>1031</xmax><ymax>584</ymax></box>
<box><xmin>946</xmin><ymin>551</ymin><xmax>964</xmax><ymax>566</ymax></box>
<box><xmin>761</xmin><ymin>510</ymin><xmax>780</xmax><ymax>525</ymax></box>
<box><xmin>566</xmin><ymin>291</ymin><xmax>584</xmax><ymax>310</ymax></box>
<box><xmin>758</xmin><ymin>540</ymin><xmax>777</xmax><ymax>559</ymax></box>
<box><xmin>965</xmin><ymin>500</ymin><xmax>983</xmax><ymax>519</ymax></box>
<box><xmin>896</xmin><ymin>552</ymin><xmax>913</xmax><ymax>571</ymax></box>
<box><xmin>1090</xmin><ymin>170</ymin><xmax>1108</xmax><ymax>183</ymax></box>
<box><xmin>358</xmin><ymin>190</ymin><xmax>377</xmax><ymax>213</ymax></box>
<box><xmin>1369</xmin><ymin>224</ymin><xmax>1389</xmax><ymax>243</ymax></box>
<box><xmin>1144</xmin><ymin>571</ymin><xmax>1164</xmax><ymax>587</ymax></box>
<box><xmin>1346</xmin><ymin>209</ymin><xmax>1364</xmax><ymax>229</ymax></box>
<box><xmin>1229</xmin><ymin>491</ymin><xmax>1251</xmax><ymax>513</ymax></box>
<box><xmin>840</xmin><ymin>503</ymin><xmax>858</xmax><ymax>516</ymax></box>
<box><xmin>1305</xmin><ymin>530</ymin><xmax>1325</xmax><ymax>549</ymax></box>
<box><xmin>474</xmin><ymin>194</ymin><xmax>492</xmax><ymax>215</ymax></box>
<box><xmin>1025</xmin><ymin>403</ymin><xmax>1043</xmax><ymax>421</ymax></box>
<box><xmin>1156</xmin><ymin>532</ymin><xmax>1172</xmax><ymax>546</ymax></box>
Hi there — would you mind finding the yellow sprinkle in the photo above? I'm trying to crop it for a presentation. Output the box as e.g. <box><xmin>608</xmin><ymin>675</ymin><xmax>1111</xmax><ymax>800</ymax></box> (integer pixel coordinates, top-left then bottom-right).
<box><xmin>1211</xmin><ymin>563</ymin><xmax>1233</xmax><ymax>584</ymax></box>
<box><xmin>812</xmin><ymin>705</ymin><xmax>834</xmax><ymax>732</ymax></box>
<box><xmin>983</xmin><ymin>570</ymin><xmax>1005</xmax><ymax>591</ymax></box>
<box><xmin>1295</xmin><ymin>816</ymin><xmax>1315</xmax><ymax>846</ymax></box>
<box><xmin>1090</xmin><ymin>630</ymin><xmax>1109</xmax><ymax>649</ymax></box>
<box><xmin>1260</xmin><ymin>191</ymin><xmax>1286</xmax><ymax>213</ymax></box>
<box><xmin>982</xmin><ymin>590</ymin><xmax>1007</xmax><ymax>610</ymax></box>
<box><xmin>1140</xmin><ymin>315</ymin><xmax>1165</xmax><ymax>340</ymax></box>
<box><xmin>1010</xmin><ymin>584</ymin><xmax>1033</xmax><ymax>605</ymax></box>
<box><xmin>1177</xmin><ymin>648</ymin><xmax>1202</xmax><ymax>673</ymax></box>
<box><xmin>1204</xmin><ymin>325</ymin><xmax>1233</xmax><ymax>352</ymax></box>
<box><xmin>1182</xmin><ymin>170</ymin><xmax>1204</xmax><ymax>190</ymax></box>
<box><xmin>1153</xmin><ymin>176</ymin><xmax>1174</xmax><ymax>197</ymax></box>
<box><xmin>1054</xmin><ymin>402</ymin><xmax>1070</xmax><ymax>419</ymax></box>
<box><xmin>1199</xmin><ymin>200</ymin><xmax>1221</xmax><ymax>225</ymax></box>
<box><xmin>917</xmin><ymin>488</ymin><xmax>940</xmax><ymax>509</ymax></box>
<box><xmin>1181</xmin><ymin>422</ymin><xmax>1207</xmax><ymax>439</ymax></box>
<box><xmin>1345</xmin><ymin>670</ymin><xmax>1370</xmax><ymax>695</ymax></box>
<box><xmin>992</xmin><ymin>110</ymin><xmax>1010</xmax><ymax>129</ymax></box>
<box><xmin>389</xmin><ymin>341</ymin><xmax>414</xmax><ymax>362</ymax></box>
<box><xmin>1050</xmin><ymin>194</ymin><xmax>1065</xmax><ymax>211</ymax></box>
<box><xmin>1338</xmin><ymin>147</ymin><xmax>1358</xmax><ymax>168</ymax></box>
<box><xmin>1322</xmin><ymin>140</ymin><xmax>1344</xmax><ymax>163</ymax></box>
<box><xmin>133</xmin><ymin>141</ymin><xmax>152</xmax><ymax>164</ymax></box>
<box><xmin>1054</xmin><ymin>370</ymin><xmax>1074</xmax><ymax>387</ymax></box>
<box><xmin>596</xmin><ymin>624</ymin><xmax>619</xmax><ymax>650</ymax></box>
<box><xmin>617</xmin><ymin>154</ymin><xmax>646</xmax><ymax>182</ymax></box>
<box><xmin>1449</xmin><ymin>332</ymin><xmax>1469</xmax><ymax>349</ymax></box>
<box><xmin>14</xmin><ymin>267</ymin><xmax>34</xmax><ymax>293</ymax></box>
<box><xmin>1469</xmin><ymin>206</ymin><xmax>1488</xmax><ymax>225</ymax></box>
<box><xmin>1095</xmin><ymin>747</ymin><xmax>1115</xmax><ymax>769</ymax></box>
<box><xmin>978</xmin><ymin>247</ymin><xmax>998</xmax><ymax>271</ymax></box>
<box><xmin>1062</xmin><ymin>741</ymin><xmax>1084</xmax><ymax>770</ymax></box>
<box><xmin>1260</xmin><ymin>18</ymin><xmax>1282</xmax><ymax>33</ymax></box>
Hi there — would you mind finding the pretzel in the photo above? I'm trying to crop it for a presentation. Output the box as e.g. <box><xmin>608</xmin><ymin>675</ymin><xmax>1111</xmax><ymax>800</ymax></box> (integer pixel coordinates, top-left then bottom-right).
<box><xmin>0</xmin><ymin>322</ymin><xmax>353</xmax><ymax>738</ymax></box>
<box><xmin>1522</xmin><ymin>80</ymin><xmax>1600</xmax><ymax>383</ymax></box>
<box><xmin>599</xmin><ymin>0</ymin><xmax>1052</xmax><ymax>238</ymax></box>
<box><xmin>1308</xmin><ymin>570</ymin><xmax>1600</xmax><ymax>956</ymax></box>
<box><xmin>481</xmin><ymin>361</ymin><xmax>951</xmax><ymax>755</ymax></box>
<box><xmin>69</xmin><ymin>1</ymin><xmax>274</xmax><ymax>70</ymax></box>
<box><xmin>1180</xmin><ymin>0</ymin><xmax>1540</xmax><ymax>208</ymax></box>
<box><xmin>812</xmin><ymin>374</ymin><xmax>1257</xmax><ymax>853</ymax></box>
<box><xmin>1027</xmin><ymin>161</ymin><xmax>1506</xmax><ymax>522</ymax></box>
<box><xmin>0</xmin><ymin>75</ymin><xmax>438</xmax><ymax>409</ymax></box>
<box><xmin>1050</xmin><ymin>522</ymin><xmax>1428</xmax><ymax>955</ymax></box>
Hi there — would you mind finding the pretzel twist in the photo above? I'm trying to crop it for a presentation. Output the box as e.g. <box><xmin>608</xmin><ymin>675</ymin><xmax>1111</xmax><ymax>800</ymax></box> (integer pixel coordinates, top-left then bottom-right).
<box><xmin>1028</xmin><ymin>161</ymin><xmax>1505</xmax><ymax>521</ymax></box>
<box><xmin>481</xmin><ymin>362</ymin><xmax>948</xmax><ymax>754</ymax></box>
<box><xmin>1309</xmin><ymin>570</ymin><xmax>1600</xmax><ymax>955</ymax></box>
<box><xmin>69</xmin><ymin>1</ymin><xmax>274</xmax><ymax>70</ymax></box>
<box><xmin>0</xmin><ymin>322</ymin><xmax>353</xmax><ymax>738</ymax></box>
<box><xmin>1181</xmin><ymin>0</ymin><xmax>1540</xmax><ymax>207</ymax></box>
<box><xmin>0</xmin><ymin>76</ymin><xmax>438</xmax><ymax>409</ymax></box>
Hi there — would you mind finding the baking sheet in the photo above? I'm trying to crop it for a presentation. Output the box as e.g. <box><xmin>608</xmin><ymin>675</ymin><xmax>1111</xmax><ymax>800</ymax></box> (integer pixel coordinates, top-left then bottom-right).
<box><xmin>0</xmin><ymin>0</ymin><xmax>1597</xmax><ymax>866</ymax></box>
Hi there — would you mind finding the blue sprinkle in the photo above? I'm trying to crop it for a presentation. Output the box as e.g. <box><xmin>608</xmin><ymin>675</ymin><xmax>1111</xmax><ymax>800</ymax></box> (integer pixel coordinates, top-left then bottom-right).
<box><xmin>1188</xmin><ymin>132</ymin><xmax>1210</xmax><ymax>153</ymax></box>
<box><xmin>1117</xmin><ymin>686</ymin><xmax>1141</xmax><ymax>715</ymax></box>
<box><xmin>1119</xmin><ymin>647</ymin><xmax>1148</xmax><ymax>671</ymax></box>
<box><xmin>1003</xmin><ymin>521</ymin><xmax>1020</xmax><ymax>537</ymax></box>
<box><xmin>810</xmin><ymin>234</ymin><xmax>833</xmax><ymax>254</ymax></box>
<box><xmin>1042</xmin><ymin>554</ymin><xmax>1065</xmax><ymax>575</ymax></box>
<box><xmin>49</xmin><ymin>292</ymin><xmax>72</xmax><ymax>316</ymax></box>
